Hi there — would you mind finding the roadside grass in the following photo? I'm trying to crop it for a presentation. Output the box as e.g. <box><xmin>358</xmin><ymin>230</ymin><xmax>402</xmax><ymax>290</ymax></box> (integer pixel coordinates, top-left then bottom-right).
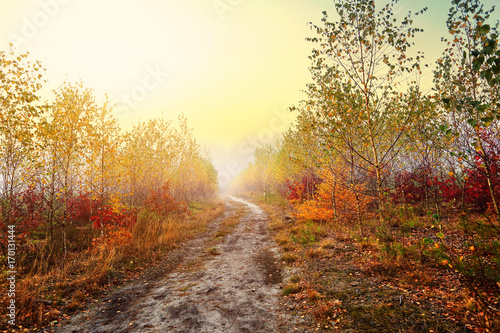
<box><xmin>0</xmin><ymin>199</ymin><xmax>225</xmax><ymax>331</ymax></box>
<box><xmin>206</xmin><ymin>247</ymin><xmax>220</xmax><ymax>256</ymax></box>
<box><xmin>282</xmin><ymin>283</ymin><xmax>301</xmax><ymax>296</ymax></box>
<box><xmin>256</xmin><ymin>195</ymin><xmax>500</xmax><ymax>332</ymax></box>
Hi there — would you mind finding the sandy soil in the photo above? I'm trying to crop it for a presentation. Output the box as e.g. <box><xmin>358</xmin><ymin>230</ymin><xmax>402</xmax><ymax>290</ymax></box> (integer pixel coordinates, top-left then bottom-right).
<box><xmin>54</xmin><ymin>196</ymin><xmax>308</xmax><ymax>333</ymax></box>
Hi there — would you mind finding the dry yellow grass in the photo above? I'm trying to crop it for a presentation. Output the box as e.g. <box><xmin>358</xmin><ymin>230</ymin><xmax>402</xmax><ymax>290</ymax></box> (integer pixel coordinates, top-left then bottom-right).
<box><xmin>0</xmin><ymin>199</ymin><xmax>225</xmax><ymax>330</ymax></box>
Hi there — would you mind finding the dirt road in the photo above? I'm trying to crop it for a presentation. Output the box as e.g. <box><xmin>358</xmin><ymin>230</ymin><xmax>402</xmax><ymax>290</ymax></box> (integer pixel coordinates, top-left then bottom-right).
<box><xmin>55</xmin><ymin>196</ymin><xmax>306</xmax><ymax>333</ymax></box>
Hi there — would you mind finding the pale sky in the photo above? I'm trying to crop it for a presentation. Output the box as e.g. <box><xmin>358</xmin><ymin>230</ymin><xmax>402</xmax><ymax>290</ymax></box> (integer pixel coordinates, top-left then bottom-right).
<box><xmin>1</xmin><ymin>0</ymin><xmax>499</xmax><ymax>189</ymax></box>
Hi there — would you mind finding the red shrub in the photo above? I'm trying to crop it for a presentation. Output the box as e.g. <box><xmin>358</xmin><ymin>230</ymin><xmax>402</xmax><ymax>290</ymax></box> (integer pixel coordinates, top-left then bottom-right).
<box><xmin>392</xmin><ymin>132</ymin><xmax>500</xmax><ymax>212</ymax></box>
<box><xmin>145</xmin><ymin>182</ymin><xmax>187</xmax><ymax>216</ymax></box>
<box><xmin>91</xmin><ymin>204</ymin><xmax>136</xmax><ymax>229</ymax></box>
<box><xmin>462</xmin><ymin>132</ymin><xmax>500</xmax><ymax>211</ymax></box>
<box><xmin>285</xmin><ymin>174</ymin><xmax>321</xmax><ymax>204</ymax></box>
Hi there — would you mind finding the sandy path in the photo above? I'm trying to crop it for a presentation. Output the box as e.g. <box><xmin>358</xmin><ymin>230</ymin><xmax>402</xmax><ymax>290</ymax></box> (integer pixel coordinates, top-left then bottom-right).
<box><xmin>55</xmin><ymin>196</ymin><xmax>303</xmax><ymax>333</ymax></box>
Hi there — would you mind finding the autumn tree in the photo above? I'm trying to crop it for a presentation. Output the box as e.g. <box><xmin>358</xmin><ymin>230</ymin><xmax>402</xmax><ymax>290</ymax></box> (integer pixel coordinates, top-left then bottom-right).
<box><xmin>305</xmin><ymin>0</ymin><xmax>427</xmax><ymax>213</ymax></box>
<box><xmin>121</xmin><ymin>115</ymin><xmax>218</xmax><ymax>208</ymax></box>
<box><xmin>188</xmin><ymin>151</ymin><xmax>219</xmax><ymax>200</ymax></box>
<box><xmin>0</xmin><ymin>47</ymin><xmax>45</xmax><ymax>240</ymax></box>
<box><xmin>170</xmin><ymin>115</ymin><xmax>203</xmax><ymax>202</ymax></box>
<box><xmin>435</xmin><ymin>0</ymin><xmax>500</xmax><ymax>215</ymax></box>
<box><xmin>121</xmin><ymin>118</ymin><xmax>174</xmax><ymax>206</ymax></box>
<box><xmin>82</xmin><ymin>97</ymin><xmax>122</xmax><ymax>234</ymax></box>
<box><xmin>39</xmin><ymin>81</ymin><xmax>97</xmax><ymax>253</ymax></box>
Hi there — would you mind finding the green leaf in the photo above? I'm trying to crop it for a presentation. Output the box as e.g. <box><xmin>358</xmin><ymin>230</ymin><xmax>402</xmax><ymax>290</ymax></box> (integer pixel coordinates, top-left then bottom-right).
<box><xmin>492</xmin><ymin>64</ymin><xmax>500</xmax><ymax>75</ymax></box>
<box><xmin>473</xmin><ymin>55</ymin><xmax>485</xmax><ymax>71</ymax></box>
<box><xmin>478</xmin><ymin>24</ymin><xmax>490</xmax><ymax>35</ymax></box>
<box><xmin>467</xmin><ymin>118</ymin><xmax>478</xmax><ymax>127</ymax></box>
<box><xmin>480</xmin><ymin>116</ymin><xmax>494</xmax><ymax>124</ymax></box>
<box><xmin>470</xmin><ymin>100</ymin><xmax>480</xmax><ymax>108</ymax></box>
<box><xmin>436</xmin><ymin>232</ymin><xmax>444</xmax><ymax>239</ymax></box>
<box><xmin>423</xmin><ymin>238</ymin><xmax>434</xmax><ymax>245</ymax></box>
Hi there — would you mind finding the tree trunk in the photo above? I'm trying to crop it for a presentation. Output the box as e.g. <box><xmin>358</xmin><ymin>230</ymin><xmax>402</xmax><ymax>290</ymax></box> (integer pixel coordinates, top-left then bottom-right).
<box><xmin>364</xmin><ymin>94</ymin><xmax>384</xmax><ymax>218</ymax></box>
<box><xmin>477</xmin><ymin>137</ymin><xmax>500</xmax><ymax>216</ymax></box>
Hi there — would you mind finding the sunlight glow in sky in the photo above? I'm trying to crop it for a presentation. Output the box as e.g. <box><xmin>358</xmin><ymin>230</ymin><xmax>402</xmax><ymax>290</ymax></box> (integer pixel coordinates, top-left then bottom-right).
<box><xmin>1</xmin><ymin>0</ymin><xmax>499</xmax><ymax>189</ymax></box>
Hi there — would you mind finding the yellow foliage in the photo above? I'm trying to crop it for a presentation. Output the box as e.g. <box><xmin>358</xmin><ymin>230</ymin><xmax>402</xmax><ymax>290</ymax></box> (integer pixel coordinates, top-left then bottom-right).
<box><xmin>109</xmin><ymin>193</ymin><xmax>127</xmax><ymax>214</ymax></box>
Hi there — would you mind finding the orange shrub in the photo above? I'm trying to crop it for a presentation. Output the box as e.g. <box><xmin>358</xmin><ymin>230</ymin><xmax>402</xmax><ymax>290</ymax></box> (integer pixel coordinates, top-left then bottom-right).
<box><xmin>294</xmin><ymin>168</ymin><xmax>374</xmax><ymax>223</ymax></box>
